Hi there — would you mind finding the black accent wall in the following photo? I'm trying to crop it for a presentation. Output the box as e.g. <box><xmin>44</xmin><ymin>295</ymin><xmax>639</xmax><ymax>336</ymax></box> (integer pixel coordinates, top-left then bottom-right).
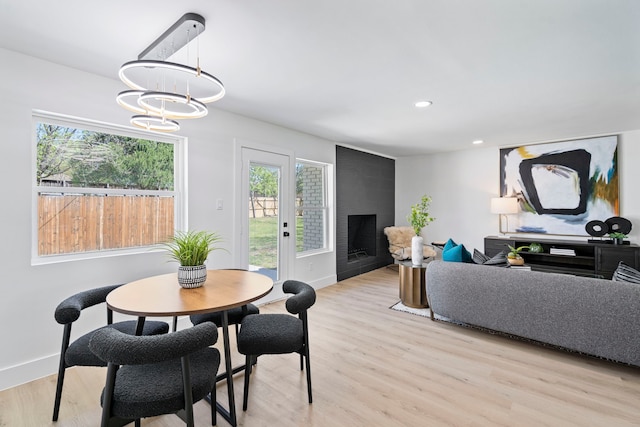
<box><xmin>336</xmin><ymin>146</ymin><xmax>395</xmax><ymax>281</ymax></box>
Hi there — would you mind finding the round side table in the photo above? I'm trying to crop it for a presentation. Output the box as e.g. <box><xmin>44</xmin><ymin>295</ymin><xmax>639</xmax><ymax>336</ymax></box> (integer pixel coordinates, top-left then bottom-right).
<box><xmin>398</xmin><ymin>261</ymin><xmax>429</xmax><ymax>308</ymax></box>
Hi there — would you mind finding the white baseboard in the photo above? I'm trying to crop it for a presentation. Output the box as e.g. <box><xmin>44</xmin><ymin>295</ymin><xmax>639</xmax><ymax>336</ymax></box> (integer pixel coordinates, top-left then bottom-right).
<box><xmin>0</xmin><ymin>353</ymin><xmax>59</xmax><ymax>391</ymax></box>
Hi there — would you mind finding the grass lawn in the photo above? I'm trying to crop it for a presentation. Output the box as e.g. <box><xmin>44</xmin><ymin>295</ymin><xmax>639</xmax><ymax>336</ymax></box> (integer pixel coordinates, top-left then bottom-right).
<box><xmin>249</xmin><ymin>216</ymin><xmax>303</xmax><ymax>268</ymax></box>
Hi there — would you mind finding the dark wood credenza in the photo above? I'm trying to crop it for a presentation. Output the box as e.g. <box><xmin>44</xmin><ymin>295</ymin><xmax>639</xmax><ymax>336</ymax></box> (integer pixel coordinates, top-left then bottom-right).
<box><xmin>484</xmin><ymin>236</ymin><xmax>640</xmax><ymax>279</ymax></box>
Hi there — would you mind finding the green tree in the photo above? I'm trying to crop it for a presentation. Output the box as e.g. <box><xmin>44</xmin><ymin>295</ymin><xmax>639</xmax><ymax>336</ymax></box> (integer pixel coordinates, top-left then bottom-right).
<box><xmin>37</xmin><ymin>123</ymin><xmax>174</xmax><ymax>190</ymax></box>
<box><xmin>121</xmin><ymin>140</ymin><xmax>174</xmax><ymax>190</ymax></box>
<box><xmin>249</xmin><ymin>165</ymin><xmax>278</xmax><ymax>218</ymax></box>
<box><xmin>36</xmin><ymin>124</ymin><xmax>80</xmax><ymax>183</ymax></box>
<box><xmin>295</xmin><ymin>163</ymin><xmax>304</xmax><ymax>198</ymax></box>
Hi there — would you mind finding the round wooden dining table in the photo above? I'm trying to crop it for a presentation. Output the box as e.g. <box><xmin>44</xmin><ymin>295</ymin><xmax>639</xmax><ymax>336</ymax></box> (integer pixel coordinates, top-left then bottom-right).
<box><xmin>106</xmin><ymin>269</ymin><xmax>274</xmax><ymax>427</ymax></box>
<box><xmin>107</xmin><ymin>269</ymin><xmax>273</xmax><ymax>317</ymax></box>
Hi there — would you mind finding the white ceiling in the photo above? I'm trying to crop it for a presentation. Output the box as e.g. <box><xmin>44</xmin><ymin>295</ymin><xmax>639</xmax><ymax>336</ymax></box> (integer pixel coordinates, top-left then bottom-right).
<box><xmin>1</xmin><ymin>0</ymin><xmax>639</xmax><ymax>157</ymax></box>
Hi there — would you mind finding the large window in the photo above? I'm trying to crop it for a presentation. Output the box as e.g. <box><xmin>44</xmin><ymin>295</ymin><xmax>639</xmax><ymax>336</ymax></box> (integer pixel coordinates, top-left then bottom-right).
<box><xmin>296</xmin><ymin>160</ymin><xmax>330</xmax><ymax>255</ymax></box>
<box><xmin>32</xmin><ymin>111</ymin><xmax>184</xmax><ymax>263</ymax></box>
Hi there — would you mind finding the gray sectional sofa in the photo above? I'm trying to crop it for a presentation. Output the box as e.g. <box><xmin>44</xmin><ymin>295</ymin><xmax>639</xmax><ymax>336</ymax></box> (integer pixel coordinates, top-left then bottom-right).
<box><xmin>426</xmin><ymin>260</ymin><xmax>640</xmax><ymax>366</ymax></box>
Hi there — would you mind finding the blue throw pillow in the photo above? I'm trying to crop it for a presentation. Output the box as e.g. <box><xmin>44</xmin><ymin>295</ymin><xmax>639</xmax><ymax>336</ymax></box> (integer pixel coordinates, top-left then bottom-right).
<box><xmin>443</xmin><ymin>238</ymin><xmax>457</xmax><ymax>252</ymax></box>
<box><xmin>442</xmin><ymin>239</ymin><xmax>472</xmax><ymax>263</ymax></box>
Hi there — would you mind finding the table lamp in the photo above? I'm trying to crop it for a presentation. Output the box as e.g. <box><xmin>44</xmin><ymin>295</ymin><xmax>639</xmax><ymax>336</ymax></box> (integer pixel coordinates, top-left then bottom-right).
<box><xmin>491</xmin><ymin>197</ymin><xmax>519</xmax><ymax>235</ymax></box>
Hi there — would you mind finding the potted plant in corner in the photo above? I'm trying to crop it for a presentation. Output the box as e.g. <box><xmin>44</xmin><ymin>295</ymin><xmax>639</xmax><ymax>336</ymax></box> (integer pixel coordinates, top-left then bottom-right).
<box><xmin>507</xmin><ymin>244</ymin><xmax>529</xmax><ymax>266</ymax></box>
<box><xmin>407</xmin><ymin>195</ymin><xmax>435</xmax><ymax>266</ymax></box>
<box><xmin>163</xmin><ymin>230</ymin><xmax>226</xmax><ymax>288</ymax></box>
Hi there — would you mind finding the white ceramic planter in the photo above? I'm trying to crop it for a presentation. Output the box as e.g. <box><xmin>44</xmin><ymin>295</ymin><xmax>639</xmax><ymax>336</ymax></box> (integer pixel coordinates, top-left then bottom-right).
<box><xmin>177</xmin><ymin>265</ymin><xmax>207</xmax><ymax>288</ymax></box>
<box><xmin>411</xmin><ymin>235</ymin><xmax>424</xmax><ymax>266</ymax></box>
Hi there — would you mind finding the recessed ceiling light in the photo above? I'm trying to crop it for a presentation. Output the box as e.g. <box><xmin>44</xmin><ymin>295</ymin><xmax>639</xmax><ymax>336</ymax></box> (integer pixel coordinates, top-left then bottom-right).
<box><xmin>414</xmin><ymin>101</ymin><xmax>433</xmax><ymax>108</ymax></box>
<box><xmin>472</xmin><ymin>140</ymin><xmax>484</xmax><ymax>145</ymax></box>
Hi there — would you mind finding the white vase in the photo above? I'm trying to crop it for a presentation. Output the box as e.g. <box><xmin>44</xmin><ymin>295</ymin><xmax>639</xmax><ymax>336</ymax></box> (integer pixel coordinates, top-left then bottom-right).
<box><xmin>411</xmin><ymin>235</ymin><xmax>424</xmax><ymax>266</ymax></box>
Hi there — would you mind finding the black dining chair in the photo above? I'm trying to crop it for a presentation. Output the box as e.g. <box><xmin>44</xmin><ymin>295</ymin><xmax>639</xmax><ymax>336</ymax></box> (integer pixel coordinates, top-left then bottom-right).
<box><xmin>189</xmin><ymin>269</ymin><xmax>259</xmax><ymax>337</ymax></box>
<box><xmin>52</xmin><ymin>284</ymin><xmax>169</xmax><ymax>421</ymax></box>
<box><xmin>237</xmin><ymin>279</ymin><xmax>316</xmax><ymax>411</ymax></box>
<box><xmin>89</xmin><ymin>322</ymin><xmax>221</xmax><ymax>427</ymax></box>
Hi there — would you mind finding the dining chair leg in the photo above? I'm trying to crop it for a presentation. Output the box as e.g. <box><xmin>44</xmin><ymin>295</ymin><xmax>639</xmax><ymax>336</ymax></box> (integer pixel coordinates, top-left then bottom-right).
<box><xmin>210</xmin><ymin>385</ymin><xmax>217</xmax><ymax>426</ymax></box>
<box><xmin>53</xmin><ymin>324</ymin><xmax>71</xmax><ymax>421</ymax></box>
<box><xmin>305</xmin><ymin>350</ymin><xmax>313</xmax><ymax>404</ymax></box>
<box><xmin>302</xmin><ymin>312</ymin><xmax>312</xmax><ymax>403</ymax></box>
<box><xmin>181</xmin><ymin>357</ymin><xmax>195</xmax><ymax>427</ymax></box>
<box><xmin>52</xmin><ymin>364</ymin><xmax>66</xmax><ymax>421</ymax></box>
<box><xmin>242</xmin><ymin>354</ymin><xmax>252</xmax><ymax>411</ymax></box>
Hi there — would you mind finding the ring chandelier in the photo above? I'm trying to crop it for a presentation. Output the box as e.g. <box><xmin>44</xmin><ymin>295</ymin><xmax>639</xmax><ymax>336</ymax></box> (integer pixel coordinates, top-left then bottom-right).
<box><xmin>116</xmin><ymin>13</ymin><xmax>225</xmax><ymax>132</ymax></box>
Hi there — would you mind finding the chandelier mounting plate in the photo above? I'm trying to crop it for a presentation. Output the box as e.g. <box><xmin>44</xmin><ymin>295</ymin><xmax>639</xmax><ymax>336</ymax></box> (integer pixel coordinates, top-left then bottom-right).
<box><xmin>139</xmin><ymin>13</ymin><xmax>205</xmax><ymax>61</ymax></box>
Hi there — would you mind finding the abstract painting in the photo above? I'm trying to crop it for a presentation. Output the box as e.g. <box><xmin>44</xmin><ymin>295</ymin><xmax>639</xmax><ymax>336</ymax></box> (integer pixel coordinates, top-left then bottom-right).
<box><xmin>499</xmin><ymin>135</ymin><xmax>618</xmax><ymax>236</ymax></box>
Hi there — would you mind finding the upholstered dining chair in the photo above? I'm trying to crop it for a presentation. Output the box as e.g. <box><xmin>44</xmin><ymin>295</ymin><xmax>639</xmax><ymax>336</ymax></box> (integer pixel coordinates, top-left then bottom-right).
<box><xmin>89</xmin><ymin>322</ymin><xmax>221</xmax><ymax>427</ymax></box>
<box><xmin>52</xmin><ymin>284</ymin><xmax>169</xmax><ymax>421</ymax></box>
<box><xmin>189</xmin><ymin>269</ymin><xmax>259</xmax><ymax>337</ymax></box>
<box><xmin>237</xmin><ymin>280</ymin><xmax>316</xmax><ymax>411</ymax></box>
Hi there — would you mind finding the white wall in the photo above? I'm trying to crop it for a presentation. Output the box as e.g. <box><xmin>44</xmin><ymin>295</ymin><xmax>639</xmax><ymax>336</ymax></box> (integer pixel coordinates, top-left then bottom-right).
<box><xmin>396</xmin><ymin>132</ymin><xmax>640</xmax><ymax>254</ymax></box>
<box><xmin>0</xmin><ymin>48</ymin><xmax>337</xmax><ymax>390</ymax></box>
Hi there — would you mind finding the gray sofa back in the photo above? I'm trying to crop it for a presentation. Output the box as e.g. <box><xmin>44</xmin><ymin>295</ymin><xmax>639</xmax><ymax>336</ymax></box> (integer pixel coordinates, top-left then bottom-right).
<box><xmin>426</xmin><ymin>260</ymin><xmax>640</xmax><ymax>366</ymax></box>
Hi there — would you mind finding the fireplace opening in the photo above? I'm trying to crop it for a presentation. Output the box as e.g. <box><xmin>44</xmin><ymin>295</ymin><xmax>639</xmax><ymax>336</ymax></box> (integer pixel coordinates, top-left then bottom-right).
<box><xmin>348</xmin><ymin>214</ymin><xmax>376</xmax><ymax>262</ymax></box>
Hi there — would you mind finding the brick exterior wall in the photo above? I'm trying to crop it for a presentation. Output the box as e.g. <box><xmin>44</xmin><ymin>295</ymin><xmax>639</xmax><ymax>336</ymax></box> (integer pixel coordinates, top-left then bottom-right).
<box><xmin>300</xmin><ymin>165</ymin><xmax>325</xmax><ymax>251</ymax></box>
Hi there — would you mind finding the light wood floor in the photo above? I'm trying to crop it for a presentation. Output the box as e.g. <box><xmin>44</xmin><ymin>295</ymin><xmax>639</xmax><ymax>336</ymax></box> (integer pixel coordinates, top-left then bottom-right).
<box><xmin>3</xmin><ymin>267</ymin><xmax>640</xmax><ymax>426</ymax></box>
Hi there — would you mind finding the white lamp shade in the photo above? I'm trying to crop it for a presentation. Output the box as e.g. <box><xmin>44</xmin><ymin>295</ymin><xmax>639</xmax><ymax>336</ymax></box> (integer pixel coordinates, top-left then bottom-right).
<box><xmin>491</xmin><ymin>197</ymin><xmax>519</xmax><ymax>214</ymax></box>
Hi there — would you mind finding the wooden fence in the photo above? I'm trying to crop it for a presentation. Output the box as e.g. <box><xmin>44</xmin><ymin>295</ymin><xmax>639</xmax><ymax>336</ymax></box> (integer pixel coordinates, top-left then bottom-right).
<box><xmin>250</xmin><ymin>197</ymin><xmax>304</xmax><ymax>217</ymax></box>
<box><xmin>38</xmin><ymin>194</ymin><xmax>303</xmax><ymax>256</ymax></box>
<box><xmin>250</xmin><ymin>197</ymin><xmax>279</xmax><ymax>218</ymax></box>
<box><xmin>38</xmin><ymin>194</ymin><xmax>174</xmax><ymax>256</ymax></box>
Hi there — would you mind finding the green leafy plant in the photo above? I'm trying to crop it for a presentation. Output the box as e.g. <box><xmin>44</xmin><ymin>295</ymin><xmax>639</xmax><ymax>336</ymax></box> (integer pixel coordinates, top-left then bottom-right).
<box><xmin>163</xmin><ymin>230</ymin><xmax>226</xmax><ymax>266</ymax></box>
<box><xmin>507</xmin><ymin>245</ymin><xmax>529</xmax><ymax>259</ymax></box>
<box><xmin>608</xmin><ymin>232</ymin><xmax>627</xmax><ymax>240</ymax></box>
<box><xmin>407</xmin><ymin>195</ymin><xmax>435</xmax><ymax>236</ymax></box>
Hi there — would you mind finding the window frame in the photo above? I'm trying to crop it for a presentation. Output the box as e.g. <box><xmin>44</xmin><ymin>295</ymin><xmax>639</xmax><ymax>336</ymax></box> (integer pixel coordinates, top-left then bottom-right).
<box><xmin>295</xmin><ymin>159</ymin><xmax>332</xmax><ymax>257</ymax></box>
<box><xmin>31</xmin><ymin>110</ymin><xmax>186</xmax><ymax>265</ymax></box>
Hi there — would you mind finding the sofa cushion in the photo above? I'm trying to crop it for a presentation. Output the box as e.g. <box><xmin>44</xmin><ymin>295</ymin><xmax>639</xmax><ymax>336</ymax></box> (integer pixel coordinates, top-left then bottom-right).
<box><xmin>473</xmin><ymin>249</ymin><xmax>508</xmax><ymax>267</ymax></box>
<box><xmin>472</xmin><ymin>249</ymin><xmax>490</xmax><ymax>264</ymax></box>
<box><xmin>442</xmin><ymin>239</ymin><xmax>472</xmax><ymax>263</ymax></box>
<box><xmin>612</xmin><ymin>261</ymin><xmax>640</xmax><ymax>284</ymax></box>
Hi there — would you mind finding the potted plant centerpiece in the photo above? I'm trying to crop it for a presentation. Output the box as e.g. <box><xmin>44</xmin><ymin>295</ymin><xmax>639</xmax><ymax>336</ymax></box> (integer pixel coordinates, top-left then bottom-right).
<box><xmin>163</xmin><ymin>230</ymin><xmax>225</xmax><ymax>288</ymax></box>
<box><xmin>407</xmin><ymin>195</ymin><xmax>435</xmax><ymax>266</ymax></box>
<box><xmin>507</xmin><ymin>244</ymin><xmax>529</xmax><ymax>266</ymax></box>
